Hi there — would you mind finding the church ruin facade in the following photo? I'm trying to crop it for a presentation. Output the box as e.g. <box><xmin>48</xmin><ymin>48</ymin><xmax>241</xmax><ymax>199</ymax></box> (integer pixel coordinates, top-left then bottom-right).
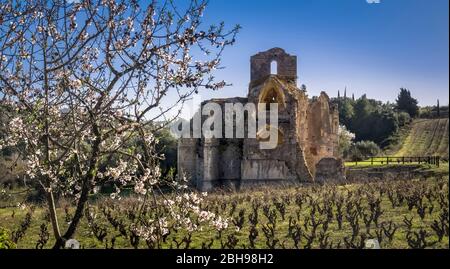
<box><xmin>178</xmin><ymin>48</ymin><xmax>340</xmax><ymax>191</ymax></box>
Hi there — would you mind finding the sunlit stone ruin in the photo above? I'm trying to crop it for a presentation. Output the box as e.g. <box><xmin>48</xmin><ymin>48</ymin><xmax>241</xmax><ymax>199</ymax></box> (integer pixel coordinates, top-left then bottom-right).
<box><xmin>178</xmin><ymin>48</ymin><xmax>341</xmax><ymax>191</ymax></box>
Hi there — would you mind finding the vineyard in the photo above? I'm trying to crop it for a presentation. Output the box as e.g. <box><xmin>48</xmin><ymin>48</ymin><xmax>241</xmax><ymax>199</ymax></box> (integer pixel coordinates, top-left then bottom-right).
<box><xmin>396</xmin><ymin>118</ymin><xmax>449</xmax><ymax>160</ymax></box>
<box><xmin>1</xmin><ymin>175</ymin><xmax>448</xmax><ymax>249</ymax></box>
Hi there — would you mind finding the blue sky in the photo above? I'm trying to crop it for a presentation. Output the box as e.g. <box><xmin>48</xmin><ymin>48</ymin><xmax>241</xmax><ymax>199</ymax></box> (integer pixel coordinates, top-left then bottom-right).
<box><xmin>196</xmin><ymin>0</ymin><xmax>449</xmax><ymax>106</ymax></box>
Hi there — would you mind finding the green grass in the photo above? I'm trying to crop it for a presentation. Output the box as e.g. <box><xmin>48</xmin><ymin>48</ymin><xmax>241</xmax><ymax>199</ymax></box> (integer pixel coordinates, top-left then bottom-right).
<box><xmin>345</xmin><ymin>161</ymin><xmax>449</xmax><ymax>180</ymax></box>
<box><xmin>396</xmin><ymin>118</ymin><xmax>449</xmax><ymax>159</ymax></box>
<box><xmin>345</xmin><ymin>157</ymin><xmax>428</xmax><ymax>167</ymax></box>
<box><xmin>346</xmin><ymin>118</ymin><xmax>449</xmax><ymax>169</ymax></box>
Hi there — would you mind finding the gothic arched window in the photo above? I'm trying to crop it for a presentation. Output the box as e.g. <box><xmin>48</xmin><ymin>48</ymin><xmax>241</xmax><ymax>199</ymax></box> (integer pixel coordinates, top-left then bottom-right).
<box><xmin>262</xmin><ymin>88</ymin><xmax>281</xmax><ymax>110</ymax></box>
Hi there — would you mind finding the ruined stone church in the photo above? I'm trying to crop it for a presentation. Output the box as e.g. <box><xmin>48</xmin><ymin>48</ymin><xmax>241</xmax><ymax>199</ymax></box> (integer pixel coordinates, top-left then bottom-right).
<box><xmin>178</xmin><ymin>48</ymin><xmax>340</xmax><ymax>191</ymax></box>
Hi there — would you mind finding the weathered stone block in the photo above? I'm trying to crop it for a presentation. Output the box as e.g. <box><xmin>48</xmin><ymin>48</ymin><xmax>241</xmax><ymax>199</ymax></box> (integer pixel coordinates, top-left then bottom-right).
<box><xmin>241</xmin><ymin>159</ymin><xmax>289</xmax><ymax>181</ymax></box>
<box><xmin>315</xmin><ymin>158</ymin><xmax>346</xmax><ymax>184</ymax></box>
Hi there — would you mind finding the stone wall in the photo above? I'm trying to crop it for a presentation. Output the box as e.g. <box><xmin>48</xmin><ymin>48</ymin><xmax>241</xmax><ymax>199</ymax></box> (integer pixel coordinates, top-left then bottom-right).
<box><xmin>178</xmin><ymin>48</ymin><xmax>339</xmax><ymax>191</ymax></box>
<box><xmin>177</xmin><ymin>138</ymin><xmax>198</xmax><ymax>187</ymax></box>
<box><xmin>250</xmin><ymin>47</ymin><xmax>297</xmax><ymax>86</ymax></box>
<box><xmin>304</xmin><ymin>92</ymin><xmax>339</xmax><ymax>175</ymax></box>
<box><xmin>315</xmin><ymin>158</ymin><xmax>346</xmax><ymax>184</ymax></box>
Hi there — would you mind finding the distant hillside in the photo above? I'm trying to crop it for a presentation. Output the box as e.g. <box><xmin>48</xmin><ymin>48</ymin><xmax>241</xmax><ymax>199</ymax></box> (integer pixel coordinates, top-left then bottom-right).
<box><xmin>395</xmin><ymin>118</ymin><xmax>449</xmax><ymax>160</ymax></box>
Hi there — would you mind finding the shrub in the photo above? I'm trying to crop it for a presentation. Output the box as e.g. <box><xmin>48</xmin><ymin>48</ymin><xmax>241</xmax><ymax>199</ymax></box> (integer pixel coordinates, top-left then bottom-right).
<box><xmin>348</xmin><ymin>141</ymin><xmax>381</xmax><ymax>161</ymax></box>
<box><xmin>397</xmin><ymin>112</ymin><xmax>411</xmax><ymax>127</ymax></box>
<box><xmin>338</xmin><ymin>125</ymin><xmax>356</xmax><ymax>158</ymax></box>
<box><xmin>0</xmin><ymin>227</ymin><xmax>16</xmax><ymax>249</ymax></box>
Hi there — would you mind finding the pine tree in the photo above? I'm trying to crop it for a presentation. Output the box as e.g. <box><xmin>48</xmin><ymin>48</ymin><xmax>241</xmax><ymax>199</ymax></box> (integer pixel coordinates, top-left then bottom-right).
<box><xmin>395</xmin><ymin>88</ymin><xmax>419</xmax><ymax>118</ymax></box>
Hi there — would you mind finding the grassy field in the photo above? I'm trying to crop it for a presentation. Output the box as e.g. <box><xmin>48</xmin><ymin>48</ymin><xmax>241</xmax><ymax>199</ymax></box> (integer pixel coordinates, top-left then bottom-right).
<box><xmin>346</xmin><ymin>118</ymin><xmax>449</xmax><ymax>169</ymax></box>
<box><xmin>345</xmin><ymin>158</ymin><xmax>440</xmax><ymax>167</ymax></box>
<box><xmin>396</xmin><ymin>118</ymin><xmax>449</xmax><ymax>160</ymax></box>
<box><xmin>1</xmin><ymin>176</ymin><xmax>448</xmax><ymax>249</ymax></box>
<box><xmin>345</xmin><ymin>161</ymin><xmax>449</xmax><ymax>174</ymax></box>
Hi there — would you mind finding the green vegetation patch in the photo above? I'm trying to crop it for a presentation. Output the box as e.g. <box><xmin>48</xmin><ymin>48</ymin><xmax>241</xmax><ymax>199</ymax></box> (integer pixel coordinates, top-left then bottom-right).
<box><xmin>396</xmin><ymin>119</ymin><xmax>449</xmax><ymax>160</ymax></box>
<box><xmin>0</xmin><ymin>176</ymin><xmax>448</xmax><ymax>249</ymax></box>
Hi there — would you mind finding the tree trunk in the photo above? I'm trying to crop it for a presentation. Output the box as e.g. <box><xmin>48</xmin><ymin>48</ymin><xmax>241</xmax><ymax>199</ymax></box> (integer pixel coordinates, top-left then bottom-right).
<box><xmin>46</xmin><ymin>190</ymin><xmax>62</xmax><ymax>244</ymax></box>
<box><xmin>53</xmin><ymin>125</ymin><xmax>101</xmax><ymax>249</ymax></box>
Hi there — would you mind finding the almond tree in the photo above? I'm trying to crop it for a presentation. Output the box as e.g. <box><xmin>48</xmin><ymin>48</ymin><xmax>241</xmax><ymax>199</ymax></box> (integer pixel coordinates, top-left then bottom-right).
<box><xmin>0</xmin><ymin>0</ymin><xmax>238</xmax><ymax>248</ymax></box>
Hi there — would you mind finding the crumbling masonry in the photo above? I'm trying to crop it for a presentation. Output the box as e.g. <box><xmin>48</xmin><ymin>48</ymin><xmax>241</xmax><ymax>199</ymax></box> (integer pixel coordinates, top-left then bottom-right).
<box><xmin>178</xmin><ymin>48</ymin><xmax>340</xmax><ymax>191</ymax></box>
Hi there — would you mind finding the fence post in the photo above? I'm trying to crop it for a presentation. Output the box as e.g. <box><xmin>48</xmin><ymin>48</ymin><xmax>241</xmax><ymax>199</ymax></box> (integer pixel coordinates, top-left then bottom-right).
<box><xmin>402</xmin><ymin>156</ymin><xmax>405</xmax><ymax>164</ymax></box>
<box><xmin>371</xmin><ymin>157</ymin><xmax>374</xmax><ymax>165</ymax></box>
<box><xmin>387</xmin><ymin>157</ymin><xmax>389</xmax><ymax>165</ymax></box>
